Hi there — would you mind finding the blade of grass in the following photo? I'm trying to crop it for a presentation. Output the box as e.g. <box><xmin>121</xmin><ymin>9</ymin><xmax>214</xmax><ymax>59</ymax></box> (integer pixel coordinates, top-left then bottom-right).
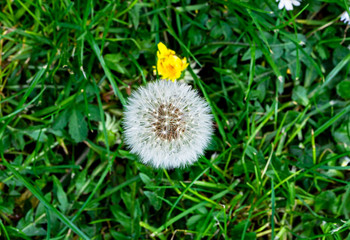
<box><xmin>0</xmin><ymin>218</ymin><xmax>10</xmax><ymax>240</ymax></box>
<box><xmin>242</xmin><ymin>102</ymin><xmax>275</xmax><ymax>181</ymax></box>
<box><xmin>153</xmin><ymin>182</ymin><xmax>237</xmax><ymax>237</ymax></box>
<box><xmin>304</xmin><ymin>105</ymin><xmax>350</xmax><ymax>144</ymax></box>
<box><xmin>56</xmin><ymin>77</ymin><xmax>114</xmax><ymax>237</ymax></box>
<box><xmin>15</xmin><ymin>0</ymin><xmax>45</xmax><ymax>28</ymax></box>
<box><xmin>188</xmin><ymin>67</ymin><xmax>227</xmax><ymax>143</ymax></box>
<box><xmin>271</xmin><ymin>179</ymin><xmax>275</xmax><ymax>240</ymax></box>
<box><xmin>1</xmin><ymin>155</ymin><xmax>90</xmax><ymax>240</ymax></box>
<box><xmin>86</xmin><ymin>32</ymin><xmax>126</xmax><ymax>106</ymax></box>
<box><xmin>245</xmin><ymin>41</ymin><xmax>256</xmax><ymax>100</ymax></box>
<box><xmin>159</xmin><ymin>12</ymin><xmax>202</xmax><ymax>67</ymax></box>
<box><xmin>310</xmin><ymin>53</ymin><xmax>350</xmax><ymax>97</ymax></box>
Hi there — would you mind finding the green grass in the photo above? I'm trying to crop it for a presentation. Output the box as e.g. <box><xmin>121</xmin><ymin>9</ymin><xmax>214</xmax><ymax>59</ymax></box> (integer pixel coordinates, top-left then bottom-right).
<box><xmin>1</xmin><ymin>0</ymin><xmax>350</xmax><ymax>239</ymax></box>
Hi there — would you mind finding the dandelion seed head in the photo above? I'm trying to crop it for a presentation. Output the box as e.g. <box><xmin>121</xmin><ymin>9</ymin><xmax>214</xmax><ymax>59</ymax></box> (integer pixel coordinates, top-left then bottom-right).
<box><xmin>123</xmin><ymin>80</ymin><xmax>213</xmax><ymax>169</ymax></box>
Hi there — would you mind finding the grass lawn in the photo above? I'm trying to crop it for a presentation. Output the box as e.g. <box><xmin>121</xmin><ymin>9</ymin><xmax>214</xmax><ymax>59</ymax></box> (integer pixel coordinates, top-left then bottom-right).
<box><xmin>1</xmin><ymin>0</ymin><xmax>350</xmax><ymax>239</ymax></box>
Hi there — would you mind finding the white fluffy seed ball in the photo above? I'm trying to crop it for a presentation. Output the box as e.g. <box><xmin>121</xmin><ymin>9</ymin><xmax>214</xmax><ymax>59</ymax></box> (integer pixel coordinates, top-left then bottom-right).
<box><xmin>123</xmin><ymin>80</ymin><xmax>213</xmax><ymax>169</ymax></box>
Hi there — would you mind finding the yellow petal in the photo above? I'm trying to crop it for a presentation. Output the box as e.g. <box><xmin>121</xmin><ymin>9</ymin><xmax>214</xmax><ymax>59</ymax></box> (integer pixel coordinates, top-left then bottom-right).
<box><xmin>181</xmin><ymin>57</ymin><xmax>189</xmax><ymax>71</ymax></box>
<box><xmin>157</xmin><ymin>42</ymin><xmax>168</xmax><ymax>55</ymax></box>
<box><xmin>158</xmin><ymin>42</ymin><xmax>174</xmax><ymax>58</ymax></box>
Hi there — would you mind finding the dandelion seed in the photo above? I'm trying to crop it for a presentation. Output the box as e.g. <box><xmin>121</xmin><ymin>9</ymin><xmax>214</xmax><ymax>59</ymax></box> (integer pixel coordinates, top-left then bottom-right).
<box><xmin>276</xmin><ymin>0</ymin><xmax>301</xmax><ymax>11</ymax></box>
<box><xmin>123</xmin><ymin>80</ymin><xmax>213</xmax><ymax>169</ymax></box>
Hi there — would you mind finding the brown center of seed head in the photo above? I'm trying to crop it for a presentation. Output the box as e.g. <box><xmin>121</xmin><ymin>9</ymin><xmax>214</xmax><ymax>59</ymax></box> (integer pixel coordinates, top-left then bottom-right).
<box><xmin>152</xmin><ymin>103</ymin><xmax>186</xmax><ymax>141</ymax></box>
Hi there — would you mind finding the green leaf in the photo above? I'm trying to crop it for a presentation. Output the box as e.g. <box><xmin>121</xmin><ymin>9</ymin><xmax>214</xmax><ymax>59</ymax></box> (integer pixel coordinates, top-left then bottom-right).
<box><xmin>121</xmin><ymin>191</ymin><xmax>133</xmax><ymax>213</ymax></box>
<box><xmin>75</xmin><ymin>169</ymin><xmax>87</xmax><ymax>193</ymax></box>
<box><xmin>53</xmin><ymin>176</ymin><xmax>69</xmax><ymax>213</ymax></box>
<box><xmin>144</xmin><ymin>191</ymin><xmax>161</xmax><ymax>210</ymax></box>
<box><xmin>110</xmin><ymin>230</ymin><xmax>131</xmax><ymax>240</ymax></box>
<box><xmin>87</xmin><ymin>104</ymin><xmax>101</xmax><ymax>121</ymax></box>
<box><xmin>188</xmin><ymin>26</ymin><xmax>203</xmax><ymax>46</ymax></box>
<box><xmin>110</xmin><ymin>205</ymin><xmax>132</xmax><ymax>233</ymax></box>
<box><xmin>242</xmin><ymin>48</ymin><xmax>262</xmax><ymax>61</ymax></box>
<box><xmin>341</xmin><ymin>186</ymin><xmax>350</xmax><ymax>216</ymax></box>
<box><xmin>129</xmin><ymin>4</ymin><xmax>141</xmax><ymax>30</ymax></box>
<box><xmin>131</xmin><ymin>199</ymin><xmax>141</xmax><ymax>237</ymax></box>
<box><xmin>104</xmin><ymin>53</ymin><xmax>129</xmax><ymax>75</ymax></box>
<box><xmin>23</xmin><ymin>129</ymin><xmax>48</xmax><ymax>142</ymax></box>
<box><xmin>53</xmin><ymin>108</ymin><xmax>71</xmax><ymax>130</ymax></box>
<box><xmin>314</xmin><ymin>190</ymin><xmax>337</xmax><ymax>213</ymax></box>
<box><xmin>233</xmin><ymin>159</ymin><xmax>255</xmax><ymax>177</ymax></box>
<box><xmin>186</xmin><ymin>215</ymin><xmax>203</xmax><ymax>229</ymax></box>
<box><xmin>292</xmin><ymin>85</ymin><xmax>309</xmax><ymax>106</ymax></box>
<box><xmin>336</xmin><ymin>81</ymin><xmax>350</xmax><ymax>99</ymax></box>
<box><xmin>22</xmin><ymin>225</ymin><xmax>46</xmax><ymax>237</ymax></box>
<box><xmin>139</xmin><ymin>173</ymin><xmax>154</xmax><ymax>187</ymax></box>
<box><xmin>1</xmin><ymin>158</ymin><xmax>89</xmax><ymax>239</ymax></box>
<box><xmin>68</xmin><ymin>107</ymin><xmax>88</xmax><ymax>143</ymax></box>
<box><xmin>17</xmin><ymin>209</ymin><xmax>46</xmax><ymax>237</ymax></box>
<box><xmin>213</xmin><ymin>67</ymin><xmax>233</xmax><ymax>75</ymax></box>
<box><xmin>230</xmin><ymin>220</ymin><xmax>256</xmax><ymax>240</ymax></box>
<box><xmin>333</xmin><ymin>120</ymin><xmax>350</xmax><ymax>152</ymax></box>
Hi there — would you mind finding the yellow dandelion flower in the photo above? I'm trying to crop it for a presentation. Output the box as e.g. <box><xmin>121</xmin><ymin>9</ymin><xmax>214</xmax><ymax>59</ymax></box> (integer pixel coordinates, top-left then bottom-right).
<box><xmin>154</xmin><ymin>42</ymin><xmax>189</xmax><ymax>82</ymax></box>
